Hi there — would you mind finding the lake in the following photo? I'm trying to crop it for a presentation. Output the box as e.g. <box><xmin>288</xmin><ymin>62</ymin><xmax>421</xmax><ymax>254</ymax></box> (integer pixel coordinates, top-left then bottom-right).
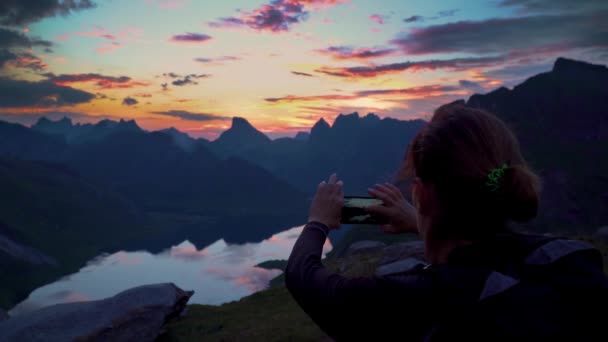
<box><xmin>9</xmin><ymin>224</ymin><xmax>333</xmax><ymax>316</ymax></box>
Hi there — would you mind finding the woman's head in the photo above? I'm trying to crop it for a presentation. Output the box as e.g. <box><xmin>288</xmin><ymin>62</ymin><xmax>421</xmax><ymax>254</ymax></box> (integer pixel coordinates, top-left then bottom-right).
<box><xmin>401</xmin><ymin>104</ymin><xmax>541</xmax><ymax>241</ymax></box>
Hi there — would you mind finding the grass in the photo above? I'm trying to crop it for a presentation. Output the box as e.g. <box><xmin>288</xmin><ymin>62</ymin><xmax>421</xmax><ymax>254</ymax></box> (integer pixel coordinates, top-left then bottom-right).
<box><xmin>159</xmin><ymin>286</ymin><xmax>328</xmax><ymax>342</ymax></box>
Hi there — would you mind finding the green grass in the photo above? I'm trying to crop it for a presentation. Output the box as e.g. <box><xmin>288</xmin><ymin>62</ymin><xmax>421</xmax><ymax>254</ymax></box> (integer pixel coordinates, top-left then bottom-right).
<box><xmin>159</xmin><ymin>286</ymin><xmax>328</xmax><ymax>342</ymax></box>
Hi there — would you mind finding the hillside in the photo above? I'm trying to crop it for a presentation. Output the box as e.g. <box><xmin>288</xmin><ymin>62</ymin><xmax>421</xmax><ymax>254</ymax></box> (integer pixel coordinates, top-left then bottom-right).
<box><xmin>0</xmin><ymin>158</ymin><xmax>154</xmax><ymax>308</ymax></box>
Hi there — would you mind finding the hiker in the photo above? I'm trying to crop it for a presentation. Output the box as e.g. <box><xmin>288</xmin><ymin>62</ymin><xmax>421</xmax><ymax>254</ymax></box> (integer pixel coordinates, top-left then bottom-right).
<box><xmin>285</xmin><ymin>104</ymin><xmax>608</xmax><ymax>341</ymax></box>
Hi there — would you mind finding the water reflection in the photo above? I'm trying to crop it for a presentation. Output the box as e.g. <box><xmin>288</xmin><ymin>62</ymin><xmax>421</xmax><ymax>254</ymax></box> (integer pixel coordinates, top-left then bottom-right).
<box><xmin>10</xmin><ymin>224</ymin><xmax>332</xmax><ymax>316</ymax></box>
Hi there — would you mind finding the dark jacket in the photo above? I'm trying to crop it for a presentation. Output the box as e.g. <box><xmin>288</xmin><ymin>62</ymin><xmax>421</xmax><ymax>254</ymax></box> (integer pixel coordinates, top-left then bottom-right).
<box><xmin>285</xmin><ymin>221</ymin><xmax>608</xmax><ymax>341</ymax></box>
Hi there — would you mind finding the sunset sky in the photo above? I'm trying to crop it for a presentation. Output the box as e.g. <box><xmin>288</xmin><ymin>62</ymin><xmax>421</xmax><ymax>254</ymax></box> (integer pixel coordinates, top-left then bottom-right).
<box><xmin>0</xmin><ymin>0</ymin><xmax>606</xmax><ymax>139</ymax></box>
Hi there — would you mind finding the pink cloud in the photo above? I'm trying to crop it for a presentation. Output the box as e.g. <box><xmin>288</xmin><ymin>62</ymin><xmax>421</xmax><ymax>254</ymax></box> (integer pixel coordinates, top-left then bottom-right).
<box><xmin>95</xmin><ymin>42</ymin><xmax>122</xmax><ymax>54</ymax></box>
<box><xmin>208</xmin><ymin>0</ymin><xmax>348</xmax><ymax>32</ymax></box>
<box><xmin>315</xmin><ymin>46</ymin><xmax>396</xmax><ymax>60</ymax></box>
<box><xmin>75</xmin><ymin>27</ymin><xmax>115</xmax><ymax>40</ymax></box>
<box><xmin>369</xmin><ymin>14</ymin><xmax>385</xmax><ymax>25</ymax></box>
<box><xmin>145</xmin><ymin>0</ymin><xmax>190</xmax><ymax>9</ymax></box>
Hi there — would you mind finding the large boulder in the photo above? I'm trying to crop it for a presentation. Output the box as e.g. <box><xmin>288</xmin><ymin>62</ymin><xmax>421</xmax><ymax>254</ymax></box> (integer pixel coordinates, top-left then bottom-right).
<box><xmin>0</xmin><ymin>283</ymin><xmax>192</xmax><ymax>342</ymax></box>
<box><xmin>343</xmin><ymin>240</ymin><xmax>387</xmax><ymax>257</ymax></box>
<box><xmin>379</xmin><ymin>241</ymin><xmax>425</xmax><ymax>265</ymax></box>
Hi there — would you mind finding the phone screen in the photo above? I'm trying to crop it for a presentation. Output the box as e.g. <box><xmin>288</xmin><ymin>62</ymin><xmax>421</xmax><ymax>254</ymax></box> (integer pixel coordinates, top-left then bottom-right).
<box><xmin>341</xmin><ymin>196</ymin><xmax>388</xmax><ymax>224</ymax></box>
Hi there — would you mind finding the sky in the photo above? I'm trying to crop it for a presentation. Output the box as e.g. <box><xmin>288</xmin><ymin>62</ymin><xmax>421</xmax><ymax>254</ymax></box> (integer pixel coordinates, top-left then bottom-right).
<box><xmin>0</xmin><ymin>0</ymin><xmax>606</xmax><ymax>139</ymax></box>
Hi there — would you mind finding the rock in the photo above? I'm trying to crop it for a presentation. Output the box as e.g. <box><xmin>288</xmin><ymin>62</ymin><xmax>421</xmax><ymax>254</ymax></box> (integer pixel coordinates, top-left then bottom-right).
<box><xmin>593</xmin><ymin>226</ymin><xmax>608</xmax><ymax>243</ymax></box>
<box><xmin>376</xmin><ymin>258</ymin><xmax>426</xmax><ymax>277</ymax></box>
<box><xmin>344</xmin><ymin>240</ymin><xmax>387</xmax><ymax>256</ymax></box>
<box><xmin>0</xmin><ymin>283</ymin><xmax>193</xmax><ymax>342</ymax></box>
<box><xmin>379</xmin><ymin>241</ymin><xmax>425</xmax><ymax>265</ymax></box>
<box><xmin>0</xmin><ymin>309</ymin><xmax>8</xmax><ymax>321</ymax></box>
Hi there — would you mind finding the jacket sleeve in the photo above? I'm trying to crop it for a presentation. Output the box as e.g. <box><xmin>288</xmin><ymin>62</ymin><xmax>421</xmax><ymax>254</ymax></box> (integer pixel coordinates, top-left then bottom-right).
<box><xmin>284</xmin><ymin>221</ymin><xmax>393</xmax><ymax>339</ymax></box>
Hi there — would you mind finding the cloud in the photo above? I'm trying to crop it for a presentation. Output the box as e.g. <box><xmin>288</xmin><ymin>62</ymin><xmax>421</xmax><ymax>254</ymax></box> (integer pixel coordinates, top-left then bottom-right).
<box><xmin>74</xmin><ymin>27</ymin><xmax>116</xmax><ymax>40</ymax></box>
<box><xmin>458</xmin><ymin>80</ymin><xmax>484</xmax><ymax>91</ymax></box>
<box><xmin>355</xmin><ymin>85</ymin><xmax>461</xmax><ymax>97</ymax></box>
<box><xmin>208</xmin><ymin>0</ymin><xmax>348</xmax><ymax>32</ymax></box>
<box><xmin>170</xmin><ymin>74</ymin><xmax>210</xmax><ymax>86</ymax></box>
<box><xmin>369</xmin><ymin>14</ymin><xmax>386</xmax><ymax>25</ymax></box>
<box><xmin>291</xmin><ymin>71</ymin><xmax>315</xmax><ymax>77</ymax></box>
<box><xmin>265</xmin><ymin>85</ymin><xmax>463</xmax><ymax>103</ymax></box>
<box><xmin>144</xmin><ymin>0</ymin><xmax>190</xmax><ymax>9</ymax></box>
<box><xmin>265</xmin><ymin>94</ymin><xmax>355</xmax><ymax>103</ymax></box>
<box><xmin>0</xmin><ymin>27</ymin><xmax>54</xmax><ymax>49</ymax></box>
<box><xmin>0</xmin><ymin>0</ymin><xmax>96</xmax><ymax>26</ymax></box>
<box><xmin>0</xmin><ymin>50</ymin><xmax>17</xmax><ymax>67</ymax></box>
<box><xmin>314</xmin><ymin>56</ymin><xmax>505</xmax><ymax>78</ymax></box>
<box><xmin>391</xmin><ymin>11</ymin><xmax>608</xmax><ymax>55</ymax></box>
<box><xmin>498</xmin><ymin>0</ymin><xmax>607</xmax><ymax>13</ymax></box>
<box><xmin>438</xmin><ymin>9</ymin><xmax>459</xmax><ymax>17</ymax></box>
<box><xmin>122</xmin><ymin>97</ymin><xmax>138</xmax><ymax>106</ymax></box>
<box><xmin>7</xmin><ymin>52</ymin><xmax>48</xmax><ymax>71</ymax></box>
<box><xmin>315</xmin><ymin>46</ymin><xmax>397</xmax><ymax>60</ymax></box>
<box><xmin>150</xmin><ymin>110</ymin><xmax>230</xmax><ymax>121</ymax></box>
<box><xmin>193</xmin><ymin>56</ymin><xmax>240</xmax><ymax>64</ymax></box>
<box><xmin>403</xmin><ymin>15</ymin><xmax>424</xmax><ymax>23</ymax></box>
<box><xmin>403</xmin><ymin>9</ymin><xmax>458</xmax><ymax>23</ymax></box>
<box><xmin>44</xmin><ymin>73</ymin><xmax>149</xmax><ymax>89</ymax></box>
<box><xmin>0</xmin><ymin>77</ymin><xmax>95</xmax><ymax>108</ymax></box>
<box><xmin>169</xmin><ymin>32</ymin><xmax>212</xmax><ymax>43</ymax></box>
<box><xmin>95</xmin><ymin>42</ymin><xmax>121</xmax><ymax>54</ymax></box>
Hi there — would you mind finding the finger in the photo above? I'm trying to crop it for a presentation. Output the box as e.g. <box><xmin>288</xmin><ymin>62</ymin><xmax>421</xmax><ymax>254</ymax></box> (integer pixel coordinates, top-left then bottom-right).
<box><xmin>385</xmin><ymin>183</ymin><xmax>404</xmax><ymax>199</ymax></box>
<box><xmin>364</xmin><ymin>204</ymin><xmax>391</xmax><ymax>217</ymax></box>
<box><xmin>372</xmin><ymin>185</ymin><xmax>398</xmax><ymax>203</ymax></box>
<box><xmin>368</xmin><ymin>187</ymin><xmax>392</xmax><ymax>205</ymax></box>
<box><xmin>375</xmin><ymin>184</ymin><xmax>401</xmax><ymax>202</ymax></box>
<box><xmin>328</xmin><ymin>173</ymin><xmax>337</xmax><ymax>184</ymax></box>
<box><xmin>317</xmin><ymin>180</ymin><xmax>326</xmax><ymax>191</ymax></box>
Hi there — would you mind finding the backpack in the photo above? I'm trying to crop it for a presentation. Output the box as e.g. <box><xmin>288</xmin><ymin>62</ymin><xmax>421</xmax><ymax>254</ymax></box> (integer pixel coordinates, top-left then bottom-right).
<box><xmin>424</xmin><ymin>236</ymin><xmax>608</xmax><ymax>341</ymax></box>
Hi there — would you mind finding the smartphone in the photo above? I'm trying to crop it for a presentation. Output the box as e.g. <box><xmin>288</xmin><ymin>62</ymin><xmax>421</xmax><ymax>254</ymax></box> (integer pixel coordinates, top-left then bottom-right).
<box><xmin>341</xmin><ymin>196</ymin><xmax>389</xmax><ymax>224</ymax></box>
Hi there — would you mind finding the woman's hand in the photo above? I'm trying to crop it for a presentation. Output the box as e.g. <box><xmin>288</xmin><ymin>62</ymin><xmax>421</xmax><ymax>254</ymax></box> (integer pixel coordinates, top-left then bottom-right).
<box><xmin>366</xmin><ymin>183</ymin><xmax>418</xmax><ymax>234</ymax></box>
<box><xmin>308</xmin><ymin>173</ymin><xmax>344</xmax><ymax>229</ymax></box>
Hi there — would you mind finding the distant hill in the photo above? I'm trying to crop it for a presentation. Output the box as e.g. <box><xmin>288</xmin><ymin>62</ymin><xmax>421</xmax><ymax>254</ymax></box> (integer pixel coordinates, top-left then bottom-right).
<box><xmin>0</xmin><ymin>157</ymin><xmax>148</xmax><ymax>308</ymax></box>
<box><xmin>465</xmin><ymin>57</ymin><xmax>608</xmax><ymax>231</ymax></box>
<box><xmin>32</xmin><ymin>117</ymin><xmax>143</xmax><ymax>144</ymax></box>
<box><xmin>63</xmin><ymin>129</ymin><xmax>305</xmax><ymax>217</ymax></box>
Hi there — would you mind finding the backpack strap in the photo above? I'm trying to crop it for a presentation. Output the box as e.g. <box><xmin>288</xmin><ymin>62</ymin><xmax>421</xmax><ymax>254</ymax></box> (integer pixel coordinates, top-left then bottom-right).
<box><xmin>479</xmin><ymin>271</ymin><xmax>520</xmax><ymax>300</ymax></box>
<box><xmin>478</xmin><ymin>238</ymin><xmax>596</xmax><ymax>301</ymax></box>
<box><xmin>524</xmin><ymin>239</ymin><xmax>596</xmax><ymax>265</ymax></box>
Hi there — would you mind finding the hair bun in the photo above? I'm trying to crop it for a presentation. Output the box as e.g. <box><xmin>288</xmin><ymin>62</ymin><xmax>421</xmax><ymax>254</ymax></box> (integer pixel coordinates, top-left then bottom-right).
<box><xmin>501</xmin><ymin>165</ymin><xmax>541</xmax><ymax>222</ymax></box>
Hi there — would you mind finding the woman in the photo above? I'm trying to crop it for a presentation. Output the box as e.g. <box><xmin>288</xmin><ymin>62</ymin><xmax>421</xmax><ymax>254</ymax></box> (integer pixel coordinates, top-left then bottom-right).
<box><xmin>285</xmin><ymin>104</ymin><xmax>607</xmax><ymax>341</ymax></box>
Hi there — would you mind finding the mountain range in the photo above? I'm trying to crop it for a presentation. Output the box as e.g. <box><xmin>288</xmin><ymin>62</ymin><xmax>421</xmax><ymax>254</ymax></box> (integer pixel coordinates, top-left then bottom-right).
<box><xmin>0</xmin><ymin>57</ymin><xmax>606</xmax><ymax>309</ymax></box>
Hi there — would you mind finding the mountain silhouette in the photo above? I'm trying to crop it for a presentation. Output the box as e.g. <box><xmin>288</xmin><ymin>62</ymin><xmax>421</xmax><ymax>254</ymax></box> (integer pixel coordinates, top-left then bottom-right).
<box><xmin>211</xmin><ymin>117</ymin><xmax>271</xmax><ymax>156</ymax></box>
<box><xmin>465</xmin><ymin>57</ymin><xmax>608</xmax><ymax>231</ymax></box>
<box><xmin>32</xmin><ymin>117</ymin><xmax>143</xmax><ymax>144</ymax></box>
<box><xmin>216</xmin><ymin>113</ymin><xmax>425</xmax><ymax>194</ymax></box>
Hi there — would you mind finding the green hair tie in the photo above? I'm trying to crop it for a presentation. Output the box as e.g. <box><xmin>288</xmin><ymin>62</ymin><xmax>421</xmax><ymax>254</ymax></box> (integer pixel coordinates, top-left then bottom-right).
<box><xmin>486</xmin><ymin>163</ymin><xmax>508</xmax><ymax>192</ymax></box>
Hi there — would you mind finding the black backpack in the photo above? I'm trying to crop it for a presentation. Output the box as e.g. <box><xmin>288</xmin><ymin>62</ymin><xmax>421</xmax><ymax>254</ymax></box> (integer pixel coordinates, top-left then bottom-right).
<box><xmin>424</xmin><ymin>236</ymin><xmax>608</xmax><ymax>341</ymax></box>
